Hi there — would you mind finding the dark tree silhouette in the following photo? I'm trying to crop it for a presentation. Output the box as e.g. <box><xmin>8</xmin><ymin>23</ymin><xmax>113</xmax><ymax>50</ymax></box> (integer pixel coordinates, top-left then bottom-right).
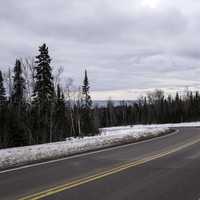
<box><xmin>81</xmin><ymin>70</ymin><xmax>98</xmax><ymax>135</ymax></box>
<box><xmin>0</xmin><ymin>70</ymin><xmax>6</xmax><ymax>105</ymax></box>
<box><xmin>32</xmin><ymin>44</ymin><xmax>55</xmax><ymax>143</ymax></box>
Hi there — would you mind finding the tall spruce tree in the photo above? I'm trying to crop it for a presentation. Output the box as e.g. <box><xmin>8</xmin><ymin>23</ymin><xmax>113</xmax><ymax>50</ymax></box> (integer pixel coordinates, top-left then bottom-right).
<box><xmin>33</xmin><ymin>44</ymin><xmax>54</xmax><ymax>103</ymax></box>
<box><xmin>0</xmin><ymin>71</ymin><xmax>6</xmax><ymax>105</ymax></box>
<box><xmin>8</xmin><ymin>60</ymin><xmax>28</xmax><ymax>147</ymax></box>
<box><xmin>81</xmin><ymin>70</ymin><xmax>98</xmax><ymax>135</ymax></box>
<box><xmin>82</xmin><ymin>70</ymin><xmax>92</xmax><ymax>109</ymax></box>
<box><xmin>11</xmin><ymin>60</ymin><xmax>25</xmax><ymax>106</ymax></box>
<box><xmin>32</xmin><ymin>44</ymin><xmax>55</xmax><ymax>143</ymax></box>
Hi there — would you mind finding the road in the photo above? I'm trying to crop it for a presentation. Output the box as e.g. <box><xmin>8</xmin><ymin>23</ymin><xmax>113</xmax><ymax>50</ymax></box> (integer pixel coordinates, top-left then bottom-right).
<box><xmin>1</xmin><ymin>127</ymin><xmax>200</xmax><ymax>200</ymax></box>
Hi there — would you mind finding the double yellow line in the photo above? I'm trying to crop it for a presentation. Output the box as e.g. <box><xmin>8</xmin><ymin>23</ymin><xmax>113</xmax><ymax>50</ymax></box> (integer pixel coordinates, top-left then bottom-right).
<box><xmin>19</xmin><ymin>137</ymin><xmax>200</xmax><ymax>200</ymax></box>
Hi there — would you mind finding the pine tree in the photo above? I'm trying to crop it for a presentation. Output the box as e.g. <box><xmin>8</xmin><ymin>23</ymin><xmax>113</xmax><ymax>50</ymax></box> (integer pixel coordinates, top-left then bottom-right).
<box><xmin>81</xmin><ymin>70</ymin><xmax>98</xmax><ymax>135</ymax></box>
<box><xmin>8</xmin><ymin>60</ymin><xmax>28</xmax><ymax>147</ymax></box>
<box><xmin>32</xmin><ymin>44</ymin><xmax>55</xmax><ymax>143</ymax></box>
<box><xmin>53</xmin><ymin>84</ymin><xmax>66</xmax><ymax>141</ymax></box>
<box><xmin>11</xmin><ymin>60</ymin><xmax>25</xmax><ymax>106</ymax></box>
<box><xmin>0</xmin><ymin>71</ymin><xmax>6</xmax><ymax>105</ymax></box>
<box><xmin>33</xmin><ymin>44</ymin><xmax>54</xmax><ymax>103</ymax></box>
<box><xmin>82</xmin><ymin>70</ymin><xmax>92</xmax><ymax>109</ymax></box>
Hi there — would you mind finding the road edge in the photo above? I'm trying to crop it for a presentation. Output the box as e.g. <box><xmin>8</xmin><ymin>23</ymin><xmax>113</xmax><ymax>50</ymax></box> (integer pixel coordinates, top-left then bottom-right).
<box><xmin>0</xmin><ymin>128</ymin><xmax>178</xmax><ymax>174</ymax></box>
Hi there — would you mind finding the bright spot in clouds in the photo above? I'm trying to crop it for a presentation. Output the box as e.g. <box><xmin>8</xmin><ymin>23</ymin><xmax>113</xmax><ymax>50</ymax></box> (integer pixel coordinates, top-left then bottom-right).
<box><xmin>141</xmin><ymin>0</ymin><xmax>160</xmax><ymax>8</ymax></box>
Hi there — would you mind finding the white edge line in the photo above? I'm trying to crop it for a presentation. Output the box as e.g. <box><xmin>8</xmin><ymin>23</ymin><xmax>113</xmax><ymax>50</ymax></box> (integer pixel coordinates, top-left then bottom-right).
<box><xmin>0</xmin><ymin>129</ymin><xmax>179</xmax><ymax>174</ymax></box>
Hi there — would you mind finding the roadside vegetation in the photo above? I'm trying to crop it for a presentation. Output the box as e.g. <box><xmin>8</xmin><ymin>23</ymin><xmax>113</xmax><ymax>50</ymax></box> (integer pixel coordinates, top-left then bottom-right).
<box><xmin>0</xmin><ymin>44</ymin><xmax>200</xmax><ymax>148</ymax></box>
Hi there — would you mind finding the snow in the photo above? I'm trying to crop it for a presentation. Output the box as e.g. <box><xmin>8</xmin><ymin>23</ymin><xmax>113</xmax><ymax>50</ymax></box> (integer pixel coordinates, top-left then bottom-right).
<box><xmin>0</xmin><ymin>121</ymin><xmax>200</xmax><ymax>170</ymax></box>
<box><xmin>101</xmin><ymin>121</ymin><xmax>200</xmax><ymax>131</ymax></box>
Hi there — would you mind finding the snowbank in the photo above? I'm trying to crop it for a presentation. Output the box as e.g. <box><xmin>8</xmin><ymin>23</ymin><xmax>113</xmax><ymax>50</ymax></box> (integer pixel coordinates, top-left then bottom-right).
<box><xmin>0</xmin><ymin>121</ymin><xmax>200</xmax><ymax>170</ymax></box>
<box><xmin>101</xmin><ymin>121</ymin><xmax>200</xmax><ymax>132</ymax></box>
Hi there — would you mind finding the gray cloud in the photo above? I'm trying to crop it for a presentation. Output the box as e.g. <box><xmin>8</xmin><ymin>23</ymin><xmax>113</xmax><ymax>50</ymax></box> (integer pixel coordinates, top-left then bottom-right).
<box><xmin>1</xmin><ymin>0</ymin><xmax>200</xmax><ymax>99</ymax></box>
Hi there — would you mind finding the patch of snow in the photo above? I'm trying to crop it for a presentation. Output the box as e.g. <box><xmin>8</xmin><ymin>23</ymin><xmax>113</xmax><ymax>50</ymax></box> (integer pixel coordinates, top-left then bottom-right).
<box><xmin>101</xmin><ymin>121</ymin><xmax>200</xmax><ymax>132</ymax></box>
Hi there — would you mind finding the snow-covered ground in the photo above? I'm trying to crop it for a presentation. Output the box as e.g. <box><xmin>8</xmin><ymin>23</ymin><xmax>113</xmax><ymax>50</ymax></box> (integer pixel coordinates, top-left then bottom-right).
<box><xmin>0</xmin><ymin>122</ymin><xmax>200</xmax><ymax>170</ymax></box>
<box><xmin>101</xmin><ymin>121</ymin><xmax>200</xmax><ymax>132</ymax></box>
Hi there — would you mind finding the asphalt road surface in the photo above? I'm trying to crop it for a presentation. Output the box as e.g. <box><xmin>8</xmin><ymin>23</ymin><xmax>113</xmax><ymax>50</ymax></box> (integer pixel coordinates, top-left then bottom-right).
<box><xmin>1</xmin><ymin>127</ymin><xmax>200</xmax><ymax>200</ymax></box>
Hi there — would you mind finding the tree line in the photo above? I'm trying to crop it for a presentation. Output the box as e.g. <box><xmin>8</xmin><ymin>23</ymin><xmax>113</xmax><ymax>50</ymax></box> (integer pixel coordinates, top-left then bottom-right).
<box><xmin>0</xmin><ymin>44</ymin><xmax>97</xmax><ymax>148</ymax></box>
<box><xmin>0</xmin><ymin>44</ymin><xmax>200</xmax><ymax>148</ymax></box>
<box><xmin>98</xmin><ymin>90</ymin><xmax>200</xmax><ymax>127</ymax></box>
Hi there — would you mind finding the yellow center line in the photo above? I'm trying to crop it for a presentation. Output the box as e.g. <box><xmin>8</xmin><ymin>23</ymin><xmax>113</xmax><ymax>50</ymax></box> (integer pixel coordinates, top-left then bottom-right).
<box><xmin>18</xmin><ymin>138</ymin><xmax>200</xmax><ymax>200</ymax></box>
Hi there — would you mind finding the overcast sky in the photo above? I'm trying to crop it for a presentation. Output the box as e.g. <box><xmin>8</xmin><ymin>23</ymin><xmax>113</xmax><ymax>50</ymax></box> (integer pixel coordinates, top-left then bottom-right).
<box><xmin>1</xmin><ymin>0</ymin><xmax>200</xmax><ymax>99</ymax></box>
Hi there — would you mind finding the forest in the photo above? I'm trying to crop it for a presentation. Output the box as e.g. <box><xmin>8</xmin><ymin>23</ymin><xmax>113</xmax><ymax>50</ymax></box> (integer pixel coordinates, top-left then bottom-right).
<box><xmin>0</xmin><ymin>44</ymin><xmax>200</xmax><ymax>149</ymax></box>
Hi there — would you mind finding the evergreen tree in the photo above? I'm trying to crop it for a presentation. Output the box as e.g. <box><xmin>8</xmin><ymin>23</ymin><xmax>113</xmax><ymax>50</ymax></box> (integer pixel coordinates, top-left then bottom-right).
<box><xmin>32</xmin><ymin>44</ymin><xmax>55</xmax><ymax>143</ymax></box>
<box><xmin>33</xmin><ymin>44</ymin><xmax>54</xmax><ymax>103</ymax></box>
<box><xmin>81</xmin><ymin>70</ymin><xmax>98</xmax><ymax>135</ymax></box>
<box><xmin>8</xmin><ymin>60</ymin><xmax>28</xmax><ymax>147</ymax></box>
<box><xmin>0</xmin><ymin>71</ymin><xmax>6</xmax><ymax>105</ymax></box>
<box><xmin>11</xmin><ymin>60</ymin><xmax>25</xmax><ymax>106</ymax></box>
<box><xmin>82</xmin><ymin>70</ymin><xmax>92</xmax><ymax>109</ymax></box>
<box><xmin>53</xmin><ymin>84</ymin><xmax>66</xmax><ymax>141</ymax></box>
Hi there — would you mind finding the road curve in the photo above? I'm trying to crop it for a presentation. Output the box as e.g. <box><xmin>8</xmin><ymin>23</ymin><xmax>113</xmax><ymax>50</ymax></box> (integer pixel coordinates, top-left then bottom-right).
<box><xmin>1</xmin><ymin>127</ymin><xmax>200</xmax><ymax>200</ymax></box>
